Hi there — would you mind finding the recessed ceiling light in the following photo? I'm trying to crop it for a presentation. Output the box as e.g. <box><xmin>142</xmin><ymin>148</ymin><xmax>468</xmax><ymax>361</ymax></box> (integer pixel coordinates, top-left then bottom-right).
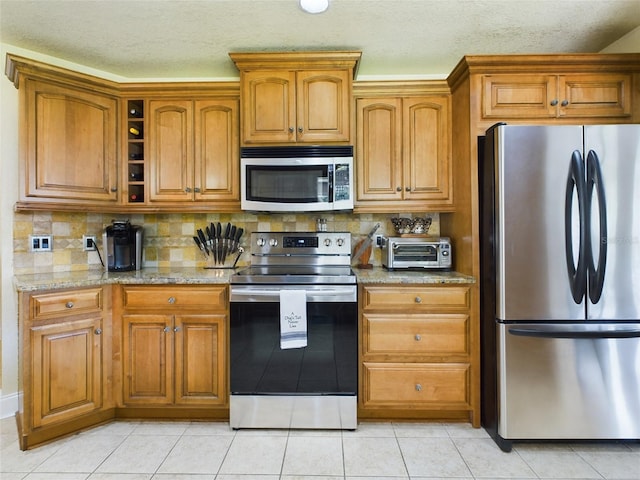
<box><xmin>299</xmin><ymin>0</ymin><xmax>329</xmax><ymax>14</ymax></box>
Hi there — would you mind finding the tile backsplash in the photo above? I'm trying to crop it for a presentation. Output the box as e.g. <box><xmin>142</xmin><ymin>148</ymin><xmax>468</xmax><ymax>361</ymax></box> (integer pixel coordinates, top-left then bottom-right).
<box><xmin>13</xmin><ymin>211</ymin><xmax>440</xmax><ymax>275</ymax></box>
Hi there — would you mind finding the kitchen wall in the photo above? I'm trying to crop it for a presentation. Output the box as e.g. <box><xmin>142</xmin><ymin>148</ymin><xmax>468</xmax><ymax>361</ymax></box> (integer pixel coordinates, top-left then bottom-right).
<box><xmin>13</xmin><ymin>211</ymin><xmax>440</xmax><ymax>275</ymax></box>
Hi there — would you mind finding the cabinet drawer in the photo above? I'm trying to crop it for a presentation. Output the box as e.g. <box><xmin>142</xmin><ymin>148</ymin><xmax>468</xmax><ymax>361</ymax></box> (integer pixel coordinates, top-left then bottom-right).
<box><xmin>31</xmin><ymin>288</ymin><xmax>103</xmax><ymax>320</ymax></box>
<box><xmin>362</xmin><ymin>286</ymin><xmax>470</xmax><ymax>310</ymax></box>
<box><xmin>122</xmin><ymin>286</ymin><xmax>227</xmax><ymax>310</ymax></box>
<box><xmin>362</xmin><ymin>362</ymin><xmax>469</xmax><ymax>407</ymax></box>
<box><xmin>363</xmin><ymin>313</ymin><xmax>469</xmax><ymax>356</ymax></box>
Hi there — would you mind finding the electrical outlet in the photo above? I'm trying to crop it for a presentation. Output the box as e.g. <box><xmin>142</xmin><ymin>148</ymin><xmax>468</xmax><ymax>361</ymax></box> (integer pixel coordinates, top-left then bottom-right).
<box><xmin>375</xmin><ymin>235</ymin><xmax>384</xmax><ymax>247</ymax></box>
<box><xmin>83</xmin><ymin>235</ymin><xmax>97</xmax><ymax>251</ymax></box>
<box><xmin>30</xmin><ymin>235</ymin><xmax>53</xmax><ymax>252</ymax></box>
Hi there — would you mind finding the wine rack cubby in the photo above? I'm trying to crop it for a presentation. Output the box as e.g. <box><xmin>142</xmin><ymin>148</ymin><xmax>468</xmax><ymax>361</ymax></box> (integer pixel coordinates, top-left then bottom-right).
<box><xmin>126</xmin><ymin>100</ymin><xmax>145</xmax><ymax>203</ymax></box>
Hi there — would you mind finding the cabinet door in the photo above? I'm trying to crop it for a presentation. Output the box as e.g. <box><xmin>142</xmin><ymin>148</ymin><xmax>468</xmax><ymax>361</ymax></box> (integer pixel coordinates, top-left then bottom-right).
<box><xmin>297</xmin><ymin>70</ymin><xmax>351</xmax><ymax>143</ymax></box>
<box><xmin>481</xmin><ymin>74</ymin><xmax>557</xmax><ymax>118</ymax></box>
<box><xmin>194</xmin><ymin>99</ymin><xmax>240</xmax><ymax>202</ymax></box>
<box><xmin>403</xmin><ymin>97</ymin><xmax>452</xmax><ymax>203</ymax></box>
<box><xmin>31</xmin><ymin>316</ymin><xmax>103</xmax><ymax>427</ymax></box>
<box><xmin>241</xmin><ymin>70</ymin><xmax>296</xmax><ymax>144</ymax></box>
<box><xmin>174</xmin><ymin>314</ymin><xmax>227</xmax><ymax>405</ymax></box>
<box><xmin>122</xmin><ymin>314</ymin><xmax>173</xmax><ymax>404</ymax></box>
<box><xmin>355</xmin><ymin>97</ymin><xmax>403</xmax><ymax>201</ymax></box>
<box><xmin>23</xmin><ymin>78</ymin><xmax>118</xmax><ymax>203</ymax></box>
<box><xmin>148</xmin><ymin>100</ymin><xmax>194</xmax><ymax>201</ymax></box>
<box><xmin>558</xmin><ymin>73</ymin><xmax>632</xmax><ymax>118</ymax></box>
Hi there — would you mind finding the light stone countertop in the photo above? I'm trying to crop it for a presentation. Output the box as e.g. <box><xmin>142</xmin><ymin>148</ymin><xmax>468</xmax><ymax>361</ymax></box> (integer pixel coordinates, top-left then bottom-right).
<box><xmin>14</xmin><ymin>266</ymin><xmax>474</xmax><ymax>292</ymax></box>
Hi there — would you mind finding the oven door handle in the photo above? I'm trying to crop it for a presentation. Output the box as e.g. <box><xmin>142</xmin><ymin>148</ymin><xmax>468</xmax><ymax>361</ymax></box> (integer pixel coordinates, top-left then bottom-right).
<box><xmin>230</xmin><ymin>286</ymin><xmax>357</xmax><ymax>302</ymax></box>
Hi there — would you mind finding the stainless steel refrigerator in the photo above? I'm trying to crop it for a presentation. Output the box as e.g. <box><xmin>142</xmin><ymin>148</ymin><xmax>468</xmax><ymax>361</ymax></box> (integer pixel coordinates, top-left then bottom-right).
<box><xmin>479</xmin><ymin>123</ymin><xmax>640</xmax><ymax>452</ymax></box>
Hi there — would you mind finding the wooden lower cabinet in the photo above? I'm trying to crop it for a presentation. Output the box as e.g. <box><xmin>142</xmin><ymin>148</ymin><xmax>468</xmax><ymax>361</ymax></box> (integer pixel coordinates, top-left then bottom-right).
<box><xmin>116</xmin><ymin>285</ymin><xmax>228</xmax><ymax>415</ymax></box>
<box><xmin>359</xmin><ymin>284</ymin><xmax>478</xmax><ymax>424</ymax></box>
<box><xmin>122</xmin><ymin>313</ymin><xmax>226</xmax><ymax>406</ymax></box>
<box><xmin>17</xmin><ymin>286</ymin><xmax>113</xmax><ymax>450</ymax></box>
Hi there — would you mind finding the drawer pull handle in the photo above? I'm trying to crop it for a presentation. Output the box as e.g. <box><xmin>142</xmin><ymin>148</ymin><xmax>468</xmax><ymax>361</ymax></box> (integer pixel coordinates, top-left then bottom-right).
<box><xmin>415</xmin><ymin>384</ymin><xmax>422</xmax><ymax>392</ymax></box>
<box><xmin>414</xmin><ymin>296</ymin><xmax>422</xmax><ymax>304</ymax></box>
<box><xmin>65</xmin><ymin>301</ymin><xmax>74</xmax><ymax>309</ymax></box>
<box><xmin>168</xmin><ymin>297</ymin><xmax>176</xmax><ymax>304</ymax></box>
<box><xmin>94</xmin><ymin>328</ymin><xmax>102</xmax><ymax>335</ymax></box>
<box><xmin>163</xmin><ymin>326</ymin><xmax>171</xmax><ymax>333</ymax></box>
<box><xmin>415</xmin><ymin>334</ymin><xmax>422</xmax><ymax>341</ymax></box>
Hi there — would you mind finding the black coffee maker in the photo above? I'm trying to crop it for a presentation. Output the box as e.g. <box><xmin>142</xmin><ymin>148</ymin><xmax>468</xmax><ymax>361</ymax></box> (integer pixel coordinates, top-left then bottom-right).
<box><xmin>103</xmin><ymin>220</ymin><xmax>144</xmax><ymax>271</ymax></box>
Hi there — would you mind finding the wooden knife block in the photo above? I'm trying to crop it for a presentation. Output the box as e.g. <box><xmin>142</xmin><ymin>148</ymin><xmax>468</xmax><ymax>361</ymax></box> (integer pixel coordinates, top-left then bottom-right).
<box><xmin>353</xmin><ymin>238</ymin><xmax>373</xmax><ymax>269</ymax></box>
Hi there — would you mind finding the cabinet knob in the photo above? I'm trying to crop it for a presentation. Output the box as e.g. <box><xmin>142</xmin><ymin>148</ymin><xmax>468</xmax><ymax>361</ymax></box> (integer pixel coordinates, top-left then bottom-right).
<box><xmin>405</xmin><ymin>187</ymin><xmax>411</xmax><ymax>192</ymax></box>
<box><xmin>185</xmin><ymin>187</ymin><xmax>192</xmax><ymax>193</ymax></box>
<box><xmin>298</xmin><ymin>126</ymin><xmax>303</xmax><ymax>133</ymax></box>
<box><xmin>396</xmin><ymin>186</ymin><xmax>402</xmax><ymax>192</ymax></box>
<box><xmin>414</xmin><ymin>296</ymin><xmax>422</xmax><ymax>304</ymax></box>
<box><xmin>415</xmin><ymin>384</ymin><xmax>422</xmax><ymax>392</ymax></box>
<box><xmin>173</xmin><ymin>326</ymin><xmax>181</xmax><ymax>332</ymax></box>
<box><xmin>550</xmin><ymin>99</ymin><xmax>558</xmax><ymax>106</ymax></box>
<box><xmin>289</xmin><ymin>127</ymin><xmax>295</xmax><ymax>133</ymax></box>
<box><xmin>94</xmin><ymin>328</ymin><xmax>102</xmax><ymax>335</ymax></box>
<box><xmin>194</xmin><ymin>187</ymin><xmax>201</xmax><ymax>193</ymax></box>
<box><xmin>163</xmin><ymin>326</ymin><xmax>171</xmax><ymax>333</ymax></box>
<box><xmin>561</xmin><ymin>99</ymin><xmax>569</xmax><ymax>107</ymax></box>
<box><xmin>415</xmin><ymin>334</ymin><xmax>422</xmax><ymax>341</ymax></box>
<box><xmin>110</xmin><ymin>187</ymin><xmax>118</xmax><ymax>192</ymax></box>
<box><xmin>65</xmin><ymin>301</ymin><xmax>74</xmax><ymax>309</ymax></box>
<box><xmin>168</xmin><ymin>297</ymin><xmax>176</xmax><ymax>304</ymax></box>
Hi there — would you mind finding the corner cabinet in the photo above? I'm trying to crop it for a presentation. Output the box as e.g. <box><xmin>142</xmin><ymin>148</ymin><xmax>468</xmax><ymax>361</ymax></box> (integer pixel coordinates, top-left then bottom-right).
<box><xmin>17</xmin><ymin>286</ymin><xmax>113</xmax><ymax>450</ymax></box>
<box><xmin>230</xmin><ymin>51</ymin><xmax>361</xmax><ymax>145</ymax></box>
<box><xmin>7</xmin><ymin>55</ymin><xmax>120</xmax><ymax>211</ymax></box>
<box><xmin>359</xmin><ymin>284</ymin><xmax>478</xmax><ymax>424</ymax></box>
<box><xmin>354</xmin><ymin>82</ymin><xmax>454</xmax><ymax>213</ymax></box>
<box><xmin>114</xmin><ymin>285</ymin><xmax>228</xmax><ymax>414</ymax></box>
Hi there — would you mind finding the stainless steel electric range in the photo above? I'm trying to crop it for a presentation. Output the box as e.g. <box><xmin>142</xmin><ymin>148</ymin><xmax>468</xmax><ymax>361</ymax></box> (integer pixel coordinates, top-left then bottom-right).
<box><xmin>229</xmin><ymin>231</ymin><xmax>357</xmax><ymax>430</ymax></box>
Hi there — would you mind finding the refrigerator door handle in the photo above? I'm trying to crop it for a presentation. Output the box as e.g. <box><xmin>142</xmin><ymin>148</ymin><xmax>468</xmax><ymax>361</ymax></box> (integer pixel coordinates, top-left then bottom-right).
<box><xmin>586</xmin><ymin>150</ymin><xmax>607</xmax><ymax>304</ymax></box>
<box><xmin>564</xmin><ymin>150</ymin><xmax>587</xmax><ymax>304</ymax></box>
<box><xmin>509</xmin><ymin>328</ymin><xmax>640</xmax><ymax>339</ymax></box>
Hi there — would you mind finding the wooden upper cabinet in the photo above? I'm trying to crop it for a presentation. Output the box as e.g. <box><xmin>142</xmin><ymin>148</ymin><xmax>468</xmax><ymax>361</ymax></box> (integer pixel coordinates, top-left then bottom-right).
<box><xmin>148</xmin><ymin>100</ymin><xmax>193</xmax><ymax>202</ymax></box>
<box><xmin>482</xmin><ymin>73</ymin><xmax>633</xmax><ymax>119</ymax></box>
<box><xmin>195</xmin><ymin>99</ymin><xmax>240</xmax><ymax>203</ymax></box>
<box><xmin>230</xmin><ymin>51</ymin><xmax>361</xmax><ymax>145</ymax></box>
<box><xmin>355</xmin><ymin>91</ymin><xmax>453</xmax><ymax>212</ymax></box>
<box><xmin>147</xmin><ymin>98</ymin><xmax>239</xmax><ymax>205</ymax></box>
<box><xmin>20</xmin><ymin>77</ymin><xmax>119</xmax><ymax>206</ymax></box>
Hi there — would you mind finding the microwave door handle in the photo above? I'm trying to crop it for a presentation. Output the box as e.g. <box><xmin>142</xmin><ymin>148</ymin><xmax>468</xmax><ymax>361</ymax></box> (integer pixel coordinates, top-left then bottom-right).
<box><xmin>329</xmin><ymin>165</ymin><xmax>334</xmax><ymax>203</ymax></box>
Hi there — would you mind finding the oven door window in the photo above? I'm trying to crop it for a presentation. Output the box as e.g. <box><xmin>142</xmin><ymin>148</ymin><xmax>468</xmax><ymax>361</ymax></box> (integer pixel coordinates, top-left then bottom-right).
<box><xmin>230</xmin><ymin>302</ymin><xmax>357</xmax><ymax>395</ymax></box>
<box><xmin>246</xmin><ymin>164</ymin><xmax>332</xmax><ymax>203</ymax></box>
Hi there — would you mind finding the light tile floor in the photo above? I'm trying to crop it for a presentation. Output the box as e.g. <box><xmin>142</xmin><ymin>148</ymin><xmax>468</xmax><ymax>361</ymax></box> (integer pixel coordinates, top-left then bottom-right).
<box><xmin>1</xmin><ymin>417</ymin><xmax>639</xmax><ymax>479</ymax></box>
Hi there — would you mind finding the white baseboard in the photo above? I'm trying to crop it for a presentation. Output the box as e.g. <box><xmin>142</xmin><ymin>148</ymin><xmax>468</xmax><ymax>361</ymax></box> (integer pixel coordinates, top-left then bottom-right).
<box><xmin>0</xmin><ymin>391</ymin><xmax>19</xmax><ymax>419</ymax></box>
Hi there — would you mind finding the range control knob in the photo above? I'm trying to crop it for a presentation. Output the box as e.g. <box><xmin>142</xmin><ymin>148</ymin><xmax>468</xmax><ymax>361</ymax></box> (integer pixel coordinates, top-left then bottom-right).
<box><xmin>269</xmin><ymin>238</ymin><xmax>278</xmax><ymax>247</ymax></box>
<box><xmin>256</xmin><ymin>237</ymin><xmax>266</xmax><ymax>247</ymax></box>
<box><xmin>324</xmin><ymin>238</ymin><xmax>332</xmax><ymax>247</ymax></box>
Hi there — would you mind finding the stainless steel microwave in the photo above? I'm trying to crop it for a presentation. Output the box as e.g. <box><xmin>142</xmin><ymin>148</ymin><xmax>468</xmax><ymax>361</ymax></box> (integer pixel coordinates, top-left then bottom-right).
<box><xmin>241</xmin><ymin>146</ymin><xmax>354</xmax><ymax>212</ymax></box>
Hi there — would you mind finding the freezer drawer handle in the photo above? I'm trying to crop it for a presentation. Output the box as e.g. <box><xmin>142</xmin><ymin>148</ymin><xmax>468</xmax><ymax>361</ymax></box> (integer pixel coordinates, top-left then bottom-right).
<box><xmin>509</xmin><ymin>328</ymin><xmax>640</xmax><ymax>339</ymax></box>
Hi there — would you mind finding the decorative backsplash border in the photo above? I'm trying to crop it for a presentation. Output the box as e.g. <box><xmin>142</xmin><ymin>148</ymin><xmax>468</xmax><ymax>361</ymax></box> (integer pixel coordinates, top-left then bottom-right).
<box><xmin>13</xmin><ymin>211</ymin><xmax>440</xmax><ymax>275</ymax></box>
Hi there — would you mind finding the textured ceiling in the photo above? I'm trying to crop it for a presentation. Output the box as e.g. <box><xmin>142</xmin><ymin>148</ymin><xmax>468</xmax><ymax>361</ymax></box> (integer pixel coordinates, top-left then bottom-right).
<box><xmin>1</xmin><ymin>0</ymin><xmax>639</xmax><ymax>80</ymax></box>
